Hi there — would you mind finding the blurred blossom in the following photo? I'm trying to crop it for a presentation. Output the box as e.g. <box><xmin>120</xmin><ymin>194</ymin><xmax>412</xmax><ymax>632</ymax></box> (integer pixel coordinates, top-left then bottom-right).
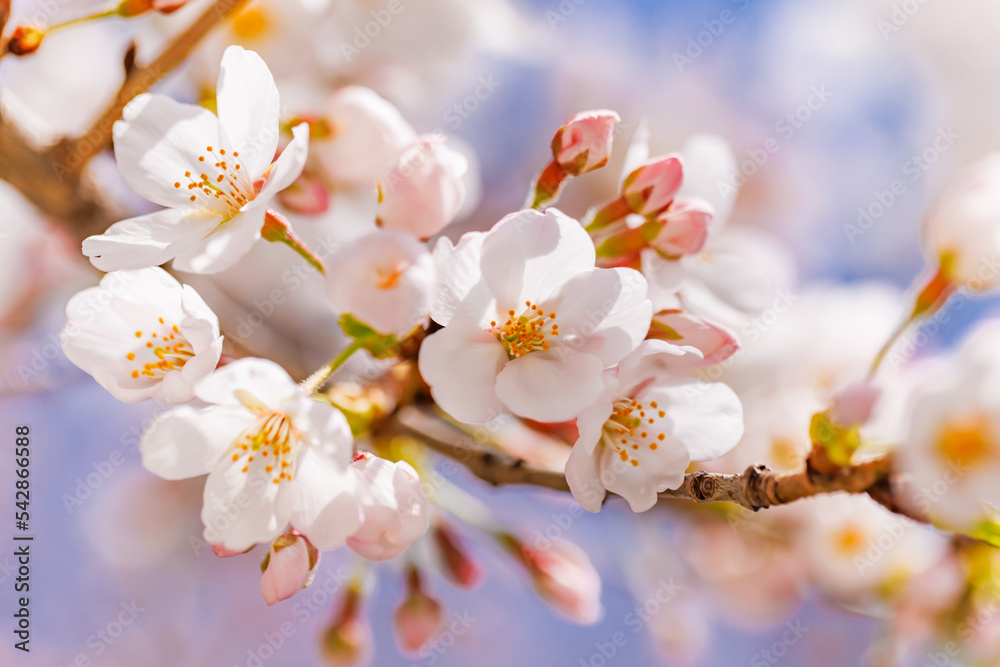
<box><xmin>500</xmin><ymin>535</ymin><xmax>602</xmax><ymax>625</ymax></box>
<box><xmin>346</xmin><ymin>453</ymin><xmax>430</xmax><ymax>561</ymax></box>
<box><xmin>324</xmin><ymin>229</ymin><xmax>434</xmax><ymax>338</ymax></box>
<box><xmin>377</xmin><ymin>134</ymin><xmax>468</xmax><ymax>239</ymax></box>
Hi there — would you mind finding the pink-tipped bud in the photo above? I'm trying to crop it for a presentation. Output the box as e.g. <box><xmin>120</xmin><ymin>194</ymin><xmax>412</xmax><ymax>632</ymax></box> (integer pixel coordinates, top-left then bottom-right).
<box><xmin>650</xmin><ymin>197</ymin><xmax>713</xmax><ymax>257</ymax></box>
<box><xmin>623</xmin><ymin>155</ymin><xmax>684</xmax><ymax>217</ymax></box>
<box><xmin>551</xmin><ymin>110</ymin><xmax>620</xmax><ymax>176</ymax></box>
<box><xmin>321</xmin><ymin>586</ymin><xmax>370</xmax><ymax>667</ymax></box>
<box><xmin>501</xmin><ymin>534</ymin><xmax>602</xmax><ymax>624</ymax></box>
<box><xmin>829</xmin><ymin>380</ymin><xmax>881</xmax><ymax>428</ymax></box>
<box><xmin>393</xmin><ymin>566</ymin><xmax>443</xmax><ymax>653</ymax></box>
<box><xmin>7</xmin><ymin>26</ymin><xmax>43</xmax><ymax>55</ymax></box>
<box><xmin>649</xmin><ymin>311</ymin><xmax>739</xmax><ymax>367</ymax></box>
<box><xmin>259</xmin><ymin>531</ymin><xmax>320</xmax><ymax>606</ymax></box>
<box><xmin>432</xmin><ymin>522</ymin><xmax>483</xmax><ymax>589</ymax></box>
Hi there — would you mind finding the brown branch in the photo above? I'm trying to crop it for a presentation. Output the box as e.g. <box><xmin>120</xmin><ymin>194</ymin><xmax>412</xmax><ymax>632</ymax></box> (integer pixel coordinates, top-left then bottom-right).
<box><xmin>57</xmin><ymin>0</ymin><xmax>248</xmax><ymax>174</ymax></box>
<box><xmin>394</xmin><ymin>406</ymin><xmax>571</xmax><ymax>492</ymax></box>
<box><xmin>395</xmin><ymin>405</ymin><xmax>929</xmax><ymax>523</ymax></box>
<box><xmin>0</xmin><ymin>0</ymin><xmax>246</xmax><ymax>239</ymax></box>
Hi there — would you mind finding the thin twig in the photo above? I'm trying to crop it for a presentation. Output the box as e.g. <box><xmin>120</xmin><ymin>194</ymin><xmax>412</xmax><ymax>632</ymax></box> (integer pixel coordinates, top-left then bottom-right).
<box><xmin>57</xmin><ymin>0</ymin><xmax>248</xmax><ymax>172</ymax></box>
<box><xmin>395</xmin><ymin>406</ymin><xmax>928</xmax><ymax>522</ymax></box>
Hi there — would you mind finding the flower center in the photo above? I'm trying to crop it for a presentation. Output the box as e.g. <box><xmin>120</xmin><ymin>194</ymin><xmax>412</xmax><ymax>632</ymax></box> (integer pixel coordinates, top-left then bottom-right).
<box><xmin>487</xmin><ymin>301</ymin><xmax>559</xmax><ymax>359</ymax></box>
<box><xmin>127</xmin><ymin>317</ymin><xmax>194</xmax><ymax>380</ymax></box>
<box><xmin>936</xmin><ymin>413</ymin><xmax>995</xmax><ymax>469</ymax></box>
<box><xmin>601</xmin><ymin>398</ymin><xmax>669</xmax><ymax>468</ymax></box>
<box><xmin>173</xmin><ymin>145</ymin><xmax>253</xmax><ymax>218</ymax></box>
<box><xmin>230</xmin><ymin>409</ymin><xmax>300</xmax><ymax>486</ymax></box>
<box><xmin>375</xmin><ymin>260</ymin><xmax>409</xmax><ymax>290</ymax></box>
<box><xmin>831</xmin><ymin>524</ymin><xmax>866</xmax><ymax>556</ymax></box>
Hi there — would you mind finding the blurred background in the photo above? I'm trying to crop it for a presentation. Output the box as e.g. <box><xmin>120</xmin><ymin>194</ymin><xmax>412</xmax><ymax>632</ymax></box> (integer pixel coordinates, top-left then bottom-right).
<box><xmin>2</xmin><ymin>0</ymin><xmax>1000</xmax><ymax>664</ymax></box>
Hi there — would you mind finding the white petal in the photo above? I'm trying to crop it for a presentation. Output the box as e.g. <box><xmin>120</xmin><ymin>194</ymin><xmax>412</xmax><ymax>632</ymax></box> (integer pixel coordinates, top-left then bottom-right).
<box><xmin>292</xmin><ymin>396</ymin><xmax>355</xmax><ymax>466</ymax></box>
<box><xmin>576</xmin><ymin>400</ymin><xmax>614</xmax><ymax>456</ymax></box>
<box><xmin>600</xmin><ymin>438</ymin><xmax>689</xmax><ymax>512</ymax></box>
<box><xmin>480</xmin><ymin>208</ymin><xmax>595</xmax><ymax>312</ymax></box>
<box><xmin>194</xmin><ymin>357</ymin><xmax>298</xmax><ymax>408</ymax></box>
<box><xmin>289</xmin><ymin>448</ymin><xmax>361</xmax><ymax>551</ymax></box>
<box><xmin>417</xmin><ymin>322</ymin><xmax>507</xmax><ymax>424</ymax></box>
<box><xmin>141</xmin><ymin>404</ymin><xmax>253</xmax><ymax>480</ymax></box>
<box><xmin>616</xmin><ymin>339</ymin><xmax>703</xmax><ymax>394</ymax></box>
<box><xmin>202</xmin><ymin>455</ymin><xmax>295</xmax><ymax>552</ymax></box>
<box><xmin>642</xmin><ymin>380</ymin><xmax>744</xmax><ymax>462</ymax></box>
<box><xmin>430</xmin><ymin>232</ymin><xmax>493</xmax><ymax>327</ymax></box>
<box><xmin>556</xmin><ymin>267</ymin><xmax>652</xmax><ymax>367</ymax></box>
<box><xmin>215</xmin><ymin>45</ymin><xmax>280</xmax><ymax>178</ymax></box>
<box><xmin>113</xmin><ymin>93</ymin><xmax>223</xmax><ymax>209</ymax></box>
<box><xmin>257</xmin><ymin>123</ymin><xmax>310</xmax><ymax>200</ymax></box>
<box><xmin>565</xmin><ymin>443</ymin><xmax>605</xmax><ymax>513</ymax></box>
<box><xmin>495</xmin><ymin>349</ymin><xmax>605</xmax><ymax>423</ymax></box>
<box><xmin>170</xmin><ymin>202</ymin><xmax>266</xmax><ymax>274</ymax></box>
<box><xmin>83</xmin><ymin>208</ymin><xmax>220</xmax><ymax>272</ymax></box>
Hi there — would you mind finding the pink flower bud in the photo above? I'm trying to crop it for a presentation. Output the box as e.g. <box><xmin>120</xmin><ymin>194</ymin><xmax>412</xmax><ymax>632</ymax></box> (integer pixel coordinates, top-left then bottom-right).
<box><xmin>259</xmin><ymin>532</ymin><xmax>320</xmax><ymax>606</ymax></box>
<box><xmin>829</xmin><ymin>380</ymin><xmax>880</xmax><ymax>428</ymax></box>
<box><xmin>551</xmin><ymin>110</ymin><xmax>621</xmax><ymax>176</ymax></box>
<box><xmin>623</xmin><ymin>154</ymin><xmax>684</xmax><ymax>217</ymax></box>
<box><xmin>923</xmin><ymin>153</ymin><xmax>1000</xmax><ymax>292</ymax></box>
<box><xmin>650</xmin><ymin>197</ymin><xmax>713</xmax><ymax>257</ymax></box>
<box><xmin>431</xmin><ymin>522</ymin><xmax>483</xmax><ymax>589</ymax></box>
<box><xmin>649</xmin><ymin>311</ymin><xmax>739</xmax><ymax>366</ymax></box>
<box><xmin>502</xmin><ymin>535</ymin><xmax>602</xmax><ymax>624</ymax></box>
<box><xmin>393</xmin><ymin>567</ymin><xmax>443</xmax><ymax>653</ymax></box>
<box><xmin>321</xmin><ymin>586</ymin><xmax>370</xmax><ymax>667</ymax></box>
<box><xmin>378</xmin><ymin>135</ymin><xmax>467</xmax><ymax>239</ymax></box>
<box><xmin>347</xmin><ymin>454</ymin><xmax>429</xmax><ymax>561</ymax></box>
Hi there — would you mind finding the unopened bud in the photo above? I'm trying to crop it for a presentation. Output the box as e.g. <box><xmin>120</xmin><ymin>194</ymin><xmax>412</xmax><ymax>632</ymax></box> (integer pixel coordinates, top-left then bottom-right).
<box><xmin>393</xmin><ymin>566</ymin><xmax>443</xmax><ymax>653</ymax></box>
<box><xmin>259</xmin><ymin>531</ymin><xmax>320</xmax><ymax>605</ymax></box>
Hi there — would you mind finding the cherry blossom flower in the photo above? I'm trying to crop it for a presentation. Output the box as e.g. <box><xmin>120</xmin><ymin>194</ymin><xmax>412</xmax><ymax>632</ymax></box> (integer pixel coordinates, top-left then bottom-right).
<box><xmin>649</xmin><ymin>197</ymin><xmax>713</xmax><ymax>257</ymax></box>
<box><xmin>140</xmin><ymin>358</ymin><xmax>361</xmax><ymax>553</ymax></box>
<box><xmin>418</xmin><ymin>207</ymin><xmax>652</xmax><ymax>423</ymax></box>
<box><xmin>565</xmin><ymin>340</ymin><xmax>743</xmax><ymax>513</ymax></box>
<box><xmin>922</xmin><ymin>153</ymin><xmax>1000</xmax><ymax>292</ymax></box>
<box><xmin>82</xmin><ymin>46</ymin><xmax>309</xmax><ymax>275</ymax></box>
<box><xmin>798</xmin><ymin>494</ymin><xmax>947</xmax><ymax>600</ymax></box>
<box><xmin>377</xmin><ymin>134</ymin><xmax>468</xmax><ymax>239</ymax></box>
<box><xmin>259</xmin><ymin>531</ymin><xmax>320</xmax><ymax>605</ymax></box>
<box><xmin>346</xmin><ymin>453</ymin><xmax>429</xmax><ymax>561</ymax></box>
<box><xmin>314</xmin><ymin>85</ymin><xmax>415</xmax><ymax>188</ymax></box>
<box><xmin>324</xmin><ymin>229</ymin><xmax>434</xmax><ymax>338</ymax></box>
<box><xmin>895</xmin><ymin>319</ymin><xmax>1000</xmax><ymax>529</ymax></box>
<box><xmin>60</xmin><ymin>267</ymin><xmax>222</xmax><ymax>404</ymax></box>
